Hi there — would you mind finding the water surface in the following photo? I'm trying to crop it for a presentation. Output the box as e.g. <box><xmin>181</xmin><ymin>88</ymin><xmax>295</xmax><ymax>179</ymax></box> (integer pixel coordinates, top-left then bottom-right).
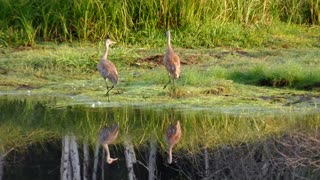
<box><xmin>1</xmin><ymin>95</ymin><xmax>319</xmax><ymax>179</ymax></box>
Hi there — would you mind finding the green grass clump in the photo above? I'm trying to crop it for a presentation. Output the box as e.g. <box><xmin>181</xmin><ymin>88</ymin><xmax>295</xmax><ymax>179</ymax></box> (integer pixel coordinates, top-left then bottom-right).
<box><xmin>180</xmin><ymin>66</ymin><xmax>228</xmax><ymax>86</ymax></box>
<box><xmin>228</xmin><ymin>61</ymin><xmax>320</xmax><ymax>89</ymax></box>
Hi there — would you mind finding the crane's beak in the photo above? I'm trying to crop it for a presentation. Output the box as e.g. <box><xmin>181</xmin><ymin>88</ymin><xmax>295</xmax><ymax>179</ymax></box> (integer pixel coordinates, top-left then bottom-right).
<box><xmin>110</xmin><ymin>40</ymin><xmax>116</xmax><ymax>44</ymax></box>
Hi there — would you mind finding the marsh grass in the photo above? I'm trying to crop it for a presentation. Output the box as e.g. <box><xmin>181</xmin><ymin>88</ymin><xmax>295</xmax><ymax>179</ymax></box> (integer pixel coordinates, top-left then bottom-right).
<box><xmin>228</xmin><ymin>62</ymin><xmax>320</xmax><ymax>88</ymax></box>
<box><xmin>0</xmin><ymin>0</ymin><xmax>319</xmax><ymax>47</ymax></box>
<box><xmin>1</xmin><ymin>45</ymin><xmax>320</xmax><ymax>100</ymax></box>
<box><xmin>1</xmin><ymin>48</ymin><xmax>319</xmax><ymax>109</ymax></box>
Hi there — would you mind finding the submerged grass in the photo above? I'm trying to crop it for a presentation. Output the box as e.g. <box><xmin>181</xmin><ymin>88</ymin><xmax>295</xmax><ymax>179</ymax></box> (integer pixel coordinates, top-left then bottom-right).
<box><xmin>0</xmin><ymin>96</ymin><xmax>319</xmax><ymax>155</ymax></box>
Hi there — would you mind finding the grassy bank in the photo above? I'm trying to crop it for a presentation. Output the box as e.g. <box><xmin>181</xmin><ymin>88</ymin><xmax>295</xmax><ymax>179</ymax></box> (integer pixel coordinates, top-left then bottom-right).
<box><xmin>0</xmin><ymin>0</ymin><xmax>319</xmax><ymax>47</ymax></box>
<box><xmin>0</xmin><ymin>44</ymin><xmax>319</xmax><ymax>109</ymax></box>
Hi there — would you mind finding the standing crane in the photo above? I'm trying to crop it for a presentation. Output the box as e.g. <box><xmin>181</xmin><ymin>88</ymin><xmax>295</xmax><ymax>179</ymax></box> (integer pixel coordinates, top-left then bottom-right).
<box><xmin>98</xmin><ymin>123</ymin><xmax>119</xmax><ymax>164</ymax></box>
<box><xmin>165</xmin><ymin>121</ymin><xmax>182</xmax><ymax>164</ymax></box>
<box><xmin>163</xmin><ymin>31</ymin><xmax>180</xmax><ymax>89</ymax></box>
<box><xmin>97</xmin><ymin>39</ymin><xmax>118</xmax><ymax>102</ymax></box>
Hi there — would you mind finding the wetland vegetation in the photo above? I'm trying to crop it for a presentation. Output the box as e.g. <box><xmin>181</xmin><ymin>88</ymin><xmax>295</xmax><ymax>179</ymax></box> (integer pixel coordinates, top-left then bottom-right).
<box><xmin>1</xmin><ymin>0</ymin><xmax>320</xmax><ymax>179</ymax></box>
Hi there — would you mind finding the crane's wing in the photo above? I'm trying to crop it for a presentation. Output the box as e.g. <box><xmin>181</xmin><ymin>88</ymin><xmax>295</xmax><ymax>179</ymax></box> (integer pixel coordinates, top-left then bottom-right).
<box><xmin>97</xmin><ymin>59</ymin><xmax>119</xmax><ymax>84</ymax></box>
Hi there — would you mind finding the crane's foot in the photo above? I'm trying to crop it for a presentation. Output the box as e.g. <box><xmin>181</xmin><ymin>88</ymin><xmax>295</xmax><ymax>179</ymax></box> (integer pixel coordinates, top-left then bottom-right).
<box><xmin>106</xmin><ymin>157</ymin><xmax>118</xmax><ymax>164</ymax></box>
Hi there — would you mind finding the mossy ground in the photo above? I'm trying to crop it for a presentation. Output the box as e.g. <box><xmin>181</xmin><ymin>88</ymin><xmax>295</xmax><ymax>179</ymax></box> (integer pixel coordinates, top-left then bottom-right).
<box><xmin>0</xmin><ymin>44</ymin><xmax>319</xmax><ymax>111</ymax></box>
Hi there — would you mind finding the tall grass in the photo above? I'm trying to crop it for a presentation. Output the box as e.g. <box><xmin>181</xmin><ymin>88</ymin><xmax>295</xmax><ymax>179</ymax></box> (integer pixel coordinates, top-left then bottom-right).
<box><xmin>0</xmin><ymin>0</ymin><xmax>319</xmax><ymax>47</ymax></box>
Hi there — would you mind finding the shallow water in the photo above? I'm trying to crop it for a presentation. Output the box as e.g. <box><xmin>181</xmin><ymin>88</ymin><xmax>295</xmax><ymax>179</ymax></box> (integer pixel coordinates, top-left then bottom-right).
<box><xmin>0</xmin><ymin>94</ymin><xmax>319</xmax><ymax>179</ymax></box>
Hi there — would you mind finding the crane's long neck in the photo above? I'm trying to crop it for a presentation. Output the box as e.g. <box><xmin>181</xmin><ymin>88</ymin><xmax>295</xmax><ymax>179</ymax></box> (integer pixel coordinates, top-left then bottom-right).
<box><xmin>103</xmin><ymin>143</ymin><xmax>118</xmax><ymax>164</ymax></box>
<box><xmin>168</xmin><ymin>145</ymin><xmax>173</xmax><ymax>164</ymax></box>
<box><xmin>102</xmin><ymin>44</ymin><xmax>109</xmax><ymax>60</ymax></box>
<box><xmin>103</xmin><ymin>144</ymin><xmax>111</xmax><ymax>160</ymax></box>
<box><xmin>167</xmin><ymin>33</ymin><xmax>172</xmax><ymax>49</ymax></box>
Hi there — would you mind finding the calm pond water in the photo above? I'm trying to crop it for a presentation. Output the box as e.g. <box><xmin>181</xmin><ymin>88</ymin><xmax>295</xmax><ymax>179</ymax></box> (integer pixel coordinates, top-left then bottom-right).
<box><xmin>1</xmin><ymin>94</ymin><xmax>320</xmax><ymax>179</ymax></box>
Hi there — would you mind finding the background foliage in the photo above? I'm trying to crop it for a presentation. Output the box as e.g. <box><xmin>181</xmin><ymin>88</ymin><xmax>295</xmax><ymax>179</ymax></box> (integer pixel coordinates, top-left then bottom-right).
<box><xmin>0</xmin><ymin>0</ymin><xmax>319</xmax><ymax>47</ymax></box>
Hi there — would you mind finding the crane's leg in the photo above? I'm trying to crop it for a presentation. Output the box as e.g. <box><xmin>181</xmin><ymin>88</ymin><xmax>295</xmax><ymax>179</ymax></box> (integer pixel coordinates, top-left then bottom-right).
<box><xmin>104</xmin><ymin>80</ymin><xmax>112</xmax><ymax>102</ymax></box>
<box><xmin>172</xmin><ymin>78</ymin><xmax>176</xmax><ymax>89</ymax></box>
<box><xmin>163</xmin><ymin>77</ymin><xmax>171</xmax><ymax>89</ymax></box>
<box><xmin>106</xmin><ymin>85</ymin><xmax>114</xmax><ymax>102</ymax></box>
<box><xmin>104</xmin><ymin>80</ymin><xmax>110</xmax><ymax>90</ymax></box>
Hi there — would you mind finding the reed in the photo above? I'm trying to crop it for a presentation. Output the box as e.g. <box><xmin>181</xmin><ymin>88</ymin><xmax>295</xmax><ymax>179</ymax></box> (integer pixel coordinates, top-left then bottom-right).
<box><xmin>0</xmin><ymin>0</ymin><xmax>319</xmax><ymax>47</ymax></box>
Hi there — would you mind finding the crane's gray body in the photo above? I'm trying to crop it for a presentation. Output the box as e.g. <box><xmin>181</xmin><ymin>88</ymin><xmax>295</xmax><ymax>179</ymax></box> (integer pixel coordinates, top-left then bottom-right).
<box><xmin>97</xmin><ymin>59</ymin><xmax>118</xmax><ymax>85</ymax></box>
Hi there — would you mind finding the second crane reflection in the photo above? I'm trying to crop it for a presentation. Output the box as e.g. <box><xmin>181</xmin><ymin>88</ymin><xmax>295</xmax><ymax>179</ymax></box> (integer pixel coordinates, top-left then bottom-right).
<box><xmin>99</xmin><ymin>123</ymin><xmax>119</xmax><ymax>164</ymax></box>
<box><xmin>165</xmin><ymin>121</ymin><xmax>182</xmax><ymax>164</ymax></box>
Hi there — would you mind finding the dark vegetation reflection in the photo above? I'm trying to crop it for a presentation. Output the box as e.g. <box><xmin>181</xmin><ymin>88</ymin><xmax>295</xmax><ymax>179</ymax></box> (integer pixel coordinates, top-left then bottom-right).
<box><xmin>1</xmin><ymin>95</ymin><xmax>320</xmax><ymax>179</ymax></box>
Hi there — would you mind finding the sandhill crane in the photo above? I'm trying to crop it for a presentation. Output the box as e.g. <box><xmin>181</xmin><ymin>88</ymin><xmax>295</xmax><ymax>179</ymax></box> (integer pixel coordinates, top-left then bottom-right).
<box><xmin>97</xmin><ymin>39</ymin><xmax>118</xmax><ymax>102</ymax></box>
<box><xmin>99</xmin><ymin>123</ymin><xmax>119</xmax><ymax>164</ymax></box>
<box><xmin>163</xmin><ymin>31</ymin><xmax>180</xmax><ymax>89</ymax></box>
<box><xmin>165</xmin><ymin>121</ymin><xmax>181</xmax><ymax>164</ymax></box>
